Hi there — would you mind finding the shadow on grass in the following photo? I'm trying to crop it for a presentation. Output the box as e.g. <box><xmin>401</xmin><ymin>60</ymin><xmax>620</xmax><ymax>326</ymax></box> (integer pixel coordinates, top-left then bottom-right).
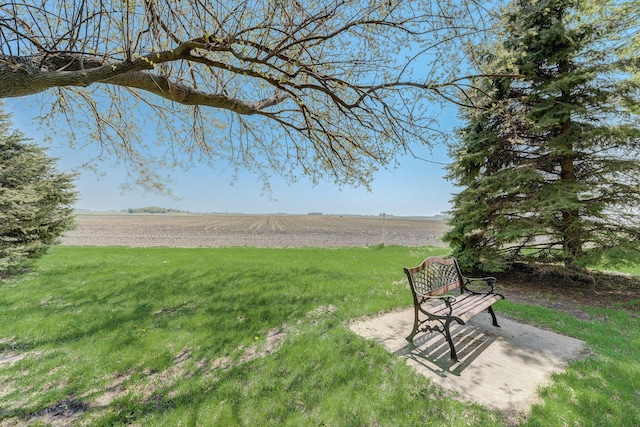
<box><xmin>9</xmin><ymin>265</ymin><xmax>334</xmax><ymax>349</ymax></box>
<box><xmin>0</xmin><ymin>264</ymin><xmax>359</xmax><ymax>424</ymax></box>
<box><xmin>84</xmin><ymin>325</ymin><xmax>463</xmax><ymax>426</ymax></box>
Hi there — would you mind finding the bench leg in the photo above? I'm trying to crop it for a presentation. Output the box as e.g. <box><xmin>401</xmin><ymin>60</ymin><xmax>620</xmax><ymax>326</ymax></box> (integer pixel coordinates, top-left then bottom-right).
<box><xmin>406</xmin><ymin>305</ymin><xmax>419</xmax><ymax>342</ymax></box>
<box><xmin>488</xmin><ymin>306</ymin><xmax>500</xmax><ymax>327</ymax></box>
<box><xmin>444</xmin><ymin>321</ymin><xmax>459</xmax><ymax>362</ymax></box>
<box><xmin>406</xmin><ymin>305</ymin><xmax>461</xmax><ymax>361</ymax></box>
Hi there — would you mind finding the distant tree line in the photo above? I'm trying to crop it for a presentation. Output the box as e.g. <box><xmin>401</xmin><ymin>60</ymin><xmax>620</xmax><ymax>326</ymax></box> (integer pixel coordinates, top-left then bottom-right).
<box><xmin>127</xmin><ymin>207</ymin><xmax>189</xmax><ymax>214</ymax></box>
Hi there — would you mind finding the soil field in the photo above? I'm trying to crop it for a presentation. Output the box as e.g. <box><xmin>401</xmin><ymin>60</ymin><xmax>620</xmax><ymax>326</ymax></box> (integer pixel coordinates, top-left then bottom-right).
<box><xmin>61</xmin><ymin>213</ymin><xmax>450</xmax><ymax>248</ymax></box>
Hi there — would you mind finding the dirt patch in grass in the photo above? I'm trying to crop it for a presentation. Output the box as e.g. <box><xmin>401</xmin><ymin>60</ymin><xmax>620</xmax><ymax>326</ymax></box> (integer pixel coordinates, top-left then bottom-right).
<box><xmin>89</xmin><ymin>326</ymin><xmax>291</xmax><ymax>410</ymax></box>
<box><xmin>0</xmin><ymin>325</ymin><xmax>293</xmax><ymax>426</ymax></box>
<box><xmin>0</xmin><ymin>352</ymin><xmax>25</xmax><ymax>366</ymax></box>
<box><xmin>31</xmin><ymin>398</ymin><xmax>88</xmax><ymax>426</ymax></box>
<box><xmin>494</xmin><ymin>263</ymin><xmax>640</xmax><ymax>319</ymax></box>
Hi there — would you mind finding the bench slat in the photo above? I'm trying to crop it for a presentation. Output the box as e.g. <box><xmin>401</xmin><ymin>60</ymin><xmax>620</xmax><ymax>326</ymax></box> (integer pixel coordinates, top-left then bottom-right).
<box><xmin>424</xmin><ymin>293</ymin><xmax>501</xmax><ymax>320</ymax></box>
<box><xmin>457</xmin><ymin>294</ymin><xmax>503</xmax><ymax>323</ymax></box>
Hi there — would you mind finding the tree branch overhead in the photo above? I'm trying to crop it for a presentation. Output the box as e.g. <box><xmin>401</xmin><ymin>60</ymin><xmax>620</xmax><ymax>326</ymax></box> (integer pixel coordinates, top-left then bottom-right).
<box><xmin>0</xmin><ymin>0</ymin><xmax>496</xmax><ymax>188</ymax></box>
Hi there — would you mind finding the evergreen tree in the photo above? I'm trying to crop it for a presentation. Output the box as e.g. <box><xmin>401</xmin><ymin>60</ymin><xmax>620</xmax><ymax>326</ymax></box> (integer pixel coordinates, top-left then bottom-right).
<box><xmin>444</xmin><ymin>0</ymin><xmax>640</xmax><ymax>272</ymax></box>
<box><xmin>0</xmin><ymin>104</ymin><xmax>78</xmax><ymax>274</ymax></box>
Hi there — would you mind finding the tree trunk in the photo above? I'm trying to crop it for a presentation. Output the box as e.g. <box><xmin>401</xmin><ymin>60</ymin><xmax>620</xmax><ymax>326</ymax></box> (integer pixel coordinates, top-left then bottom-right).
<box><xmin>559</xmin><ymin>118</ymin><xmax>581</xmax><ymax>269</ymax></box>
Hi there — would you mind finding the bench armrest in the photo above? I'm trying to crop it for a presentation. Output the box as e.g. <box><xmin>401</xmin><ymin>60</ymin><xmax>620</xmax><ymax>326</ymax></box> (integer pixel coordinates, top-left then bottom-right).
<box><xmin>418</xmin><ymin>294</ymin><xmax>456</xmax><ymax>317</ymax></box>
<box><xmin>418</xmin><ymin>294</ymin><xmax>457</xmax><ymax>312</ymax></box>
<box><xmin>462</xmin><ymin>276</ymin><xmax>497</xmax><ymax>294</ymax></box>
<box><xmin>419</xmin><ymin>294</ymin><xmax>457</xmax><ymax>303</ymax></box>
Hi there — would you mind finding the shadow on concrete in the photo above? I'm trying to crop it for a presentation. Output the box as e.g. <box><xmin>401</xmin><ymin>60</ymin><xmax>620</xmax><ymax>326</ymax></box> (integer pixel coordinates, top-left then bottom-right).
<box><xmin>349</xmin><ymin>308</ymin><xmax>588</xmax><ymax>417</ymax></box>
<box><xmin>395</xmin><ymin>323</ymin><xmax>498</xmax><ymax>377</ymax></box>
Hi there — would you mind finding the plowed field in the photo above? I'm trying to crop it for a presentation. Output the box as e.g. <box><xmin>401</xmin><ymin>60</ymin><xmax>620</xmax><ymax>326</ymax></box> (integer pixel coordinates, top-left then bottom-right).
<box><xmin>61</xmin><ymin>213</ymin><xmax>450</xmax><ymax>248</ymax></box>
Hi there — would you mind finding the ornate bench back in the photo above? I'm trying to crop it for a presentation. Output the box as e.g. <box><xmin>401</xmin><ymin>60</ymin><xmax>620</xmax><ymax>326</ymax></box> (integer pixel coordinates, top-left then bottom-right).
<box><xmin>404</xmin><ymin>257</ymin><xmax>463</xmax><ymax>297</ymax></box>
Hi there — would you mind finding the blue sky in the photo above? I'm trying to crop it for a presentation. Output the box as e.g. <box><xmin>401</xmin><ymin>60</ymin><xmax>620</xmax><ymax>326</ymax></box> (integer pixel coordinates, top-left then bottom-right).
<box><xmin>6</xmin><ymin>98</ymin><xmax>459</xmax><ymax>216</ymax></box>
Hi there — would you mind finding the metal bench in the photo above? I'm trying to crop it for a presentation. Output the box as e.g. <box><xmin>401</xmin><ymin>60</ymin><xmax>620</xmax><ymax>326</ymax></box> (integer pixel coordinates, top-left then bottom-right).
<box><xmin>404</xmin><ymin>256</ymin><xmax>505</xmax><ymax>361</ymax></box>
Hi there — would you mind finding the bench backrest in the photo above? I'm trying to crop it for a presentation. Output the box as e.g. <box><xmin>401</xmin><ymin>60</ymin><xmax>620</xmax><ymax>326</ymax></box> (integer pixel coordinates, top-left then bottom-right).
<box><xmin>404</xmin><ymin>257</ymin><xmax>464</xmax><ymax>297</ymax></box>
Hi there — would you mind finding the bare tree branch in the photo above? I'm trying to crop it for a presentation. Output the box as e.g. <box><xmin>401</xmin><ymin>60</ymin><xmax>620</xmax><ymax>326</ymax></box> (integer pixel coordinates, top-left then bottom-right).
<box><xmin>0</xmin><ymin>0</ymin><xmax>499</xmax><ymax>190</ymax></box>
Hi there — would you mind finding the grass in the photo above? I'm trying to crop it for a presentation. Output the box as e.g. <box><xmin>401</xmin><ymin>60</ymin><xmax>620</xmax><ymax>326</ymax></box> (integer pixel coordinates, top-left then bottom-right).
<box><xmin>0</xmin><ymin>246</ymin><xmax>638</xmax><ymax>426</ymax></box>
<box><xmin>498</xmin><ymin>302</ymin><xmax>640</xmax><ymax>427</ymax></box>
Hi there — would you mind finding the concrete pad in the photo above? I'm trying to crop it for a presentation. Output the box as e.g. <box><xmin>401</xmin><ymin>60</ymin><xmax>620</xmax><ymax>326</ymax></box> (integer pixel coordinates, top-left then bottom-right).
<box><xmin>349</xmin><ymin>308</ymin><xmax>588</xmax><ymax>416</ymax></box>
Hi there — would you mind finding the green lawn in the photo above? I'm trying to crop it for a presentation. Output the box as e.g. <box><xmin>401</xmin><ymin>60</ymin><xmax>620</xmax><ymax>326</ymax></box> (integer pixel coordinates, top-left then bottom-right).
<box><xmin>0</xmin><ymin>246</ymin><xmax>638</xmax><ymax>426</ymax></box>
